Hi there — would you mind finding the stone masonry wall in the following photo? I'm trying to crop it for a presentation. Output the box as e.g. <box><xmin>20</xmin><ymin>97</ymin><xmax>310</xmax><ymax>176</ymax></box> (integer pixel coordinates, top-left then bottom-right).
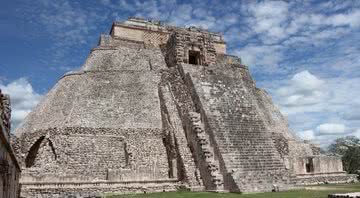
<box><xmin>180</xmin><ymin>63</ymin><xmax>292</xmax><ymax>192</ymax></box>
<box><xmin>0</xmin><ymin>91</ymin><xmax>11</xmax><ymax>137</ymax></box>
<box><xmin>110</xmin><ymin>17</ymin><xmax>226</xmax><ymax>53</ymax></box>
<box><xmin>166</xmin><ymin>30</ymin><xmax>217</xmax><ymax>66</ymax></box>
<box><xmin>82</xmin><ymin>46</ymin><xmax>167</xmax><ymax>71</ymax></box>
<box><xmin>18</xmin><ymin>127</ymin><xmax>169</xmax><ymax>182</ymax></box>
<box><xmin>15</xmin><ymin>71</ymin><xmax>163</xmax><ymax>137</ymax></box>
<box><xmin>14</xmin><ymin>37</ymin><xmax>174</xmax><ymax>197</ymax></box>
<box><xmin>159</xmin><ymin>85</ymin><xmax>203</xmax><ymax>189</ymax></box>
<box><xmin>21</xmin><ymin>180</ymin><xmax>180</xmax><ymax>198</ymax></box>
<box><xmin>186</xmin><ymin>111</ymin><xmax>226</xmax><ymax>191</ymax></box>
<box><xmin>0</xmin><ymin>89</ymin><xmax>21</xmax><ymax>198</ymax></box>
<box><xmin>0</xmin><ymin>142</ymin><xmax>21</xmax><ymax>198</ymax></box>
<box><xmin>98</xmin><ymin>34</ymin><xmax>145</xmax><ymax>49</ymax></box>
<box><xmin>294</xmin><ymin>172</ymin><xmax>357</xmax><ymax>185</ymax></box>
<box><xmin>160</xmin><ymin>67</ymin><xmax>225</xmax><ymax>191</ymax></box>
<box><xmin>15</xmin><ymin>40</ymin><xmax>168</xmax><ymax>137</ymax></box>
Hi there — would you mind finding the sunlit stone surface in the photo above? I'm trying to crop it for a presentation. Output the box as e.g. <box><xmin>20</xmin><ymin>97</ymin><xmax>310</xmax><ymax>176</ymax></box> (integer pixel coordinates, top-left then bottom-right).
<box><xmin>13</xmin><ymin>17</ymin><xmax>357</xmax><ymax>198</ymax></box>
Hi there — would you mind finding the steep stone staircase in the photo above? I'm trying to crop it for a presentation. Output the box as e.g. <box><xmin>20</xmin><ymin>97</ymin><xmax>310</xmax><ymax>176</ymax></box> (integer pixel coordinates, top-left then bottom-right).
<box><xmin>188</xmin><ymin>112</ymin><xmax>224</xmax><ymax>192</ymax></box>
<box><xmin>184</xmin><ymin>68</ymin><xmax>293</xmax><ymax>192</ymax></box>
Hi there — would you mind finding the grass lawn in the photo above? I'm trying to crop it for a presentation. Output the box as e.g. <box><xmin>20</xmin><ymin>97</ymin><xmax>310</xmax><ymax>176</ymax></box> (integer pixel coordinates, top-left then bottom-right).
<box><xmin>105</xmin><ymin>183</ymin><xmax>360</xmax><ymax>198</ymax></box>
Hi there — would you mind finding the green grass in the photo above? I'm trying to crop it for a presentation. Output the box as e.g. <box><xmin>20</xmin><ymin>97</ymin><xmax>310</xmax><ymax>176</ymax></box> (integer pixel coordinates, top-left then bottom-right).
<box><xmin>310</xmin><ymin>182</ymin><xmax>360</xmax><ymax>189</ymax></box>
<box><xmin>105</xmin><ymin>183</ymin><xmax>360</xmax><ymax>198</ymax></box>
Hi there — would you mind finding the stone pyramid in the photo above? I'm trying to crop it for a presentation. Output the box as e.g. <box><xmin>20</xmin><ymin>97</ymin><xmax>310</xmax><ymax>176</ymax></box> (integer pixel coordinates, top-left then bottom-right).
<box><xmin>13</xmin><ymin>17</ymin><xmax>356</xmax><ymax>197</ymax></box>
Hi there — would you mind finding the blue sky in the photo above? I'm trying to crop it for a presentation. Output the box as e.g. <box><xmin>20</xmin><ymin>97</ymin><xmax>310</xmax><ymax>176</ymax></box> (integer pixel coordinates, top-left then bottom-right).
<box><xmin>0</xmin><ymin>0</ymin><xmax>359</xmax><ymax>147</ymax></box>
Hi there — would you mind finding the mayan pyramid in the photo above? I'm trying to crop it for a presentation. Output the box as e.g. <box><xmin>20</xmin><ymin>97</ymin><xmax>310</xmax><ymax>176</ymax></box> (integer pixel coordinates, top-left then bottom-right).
<box><xmin>13</xmin><ymin>17</ymin><xmax>356</xmax><ymax>197</ymax></box>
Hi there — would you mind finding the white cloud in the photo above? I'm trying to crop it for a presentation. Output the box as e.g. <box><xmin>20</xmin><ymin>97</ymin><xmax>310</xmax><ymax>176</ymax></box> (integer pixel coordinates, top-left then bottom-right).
<box><xmin>322</xmin><ymin>10</ymin><xmax>360</xmax><ymax>28</ymax></box>
<box><xmin>277</xmin><ymin>71</ymin><xmax>323</xmax><ymax>95</ymax></box>
<box><xmin>246</xmin><ymin>1</ymin><xmax>289</xmax><ymax>42</ymax></box>
<box><xmin>235</xmin><ymin>2</ymin><xmax>360</xmax><ymax>66</ymax></box>
<box><xmin>298</xmin><ymin>130</ymin><xmax>315</xmax><ymax>140</ymax></box>
<box><xmin>118</xmin><ymin>0</ymin><xmax>136</xmax><ymax>12</ymax></box>
<box><xmin>275</xmin><ymin>70</ymin><xmax>327</xmax><ymax>107</ymax></box>
<box><xmin>0</xmin><ymin>78</ymin><xmax>42</xmax><ymax>130</ymax></box>
<box><xmin>231</xmin><ymin>4</ymin><xmax>360</xmax><ymax>75</ymax></box>
<box><xmin>270</xmin><ymin>73</ymin><xmax>360</xmax><ymax>118</ymax></box>
<box><xmin>316</xmin><ymin>123</ymin><xmax>346</xmax><ymax>134</ymax></box>
<box><xmin>222</xmin><ymin>14</ymin><xmax>238</xmax><ymax>25</ymax></box>
<box><xmin>192</xmin><ymin>8</ymin><xmax>208</xmax><ymax>18</ymax></box>
<box><xmin>234</xmin><ymin>44</ymin><xmax>283</xmax><ymax>72</ymax></box>
<box><xmin>291</xmin><ymin>71</ymin><xmax>324</xmax><ymax>91</ymax></box>
<box><xmin>264</xmin><ymin>70</ymin><xmax>360</xmax><ymax>146</ymax></box>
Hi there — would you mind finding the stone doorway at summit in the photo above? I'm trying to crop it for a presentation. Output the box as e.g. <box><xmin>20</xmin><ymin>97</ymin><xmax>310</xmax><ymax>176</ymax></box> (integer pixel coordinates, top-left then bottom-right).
<box><xmin>189</xmin><ymin>50</ymin><xmax>200</xmax><ymax>65</ymax></box>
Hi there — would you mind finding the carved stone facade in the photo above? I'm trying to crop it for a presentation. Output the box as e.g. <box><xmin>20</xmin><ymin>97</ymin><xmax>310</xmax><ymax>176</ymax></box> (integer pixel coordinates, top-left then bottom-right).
<box><xmin>166</xmin><ymin>29</ymin><xmax>218</xmax><ymax>66</ymax></box>
<box><xmin>13</xmin><ymin>17</ymin><xmax>357</xmax><ymax>197</ymax></box>
<box><xmin>0</xmin><ymin>89</ymin><xmax>21</xmax><ymax>198</ymax></box>
<box><xmin>1</xmin><ymin>93</ymin><xmax>11</xmax><ymax>134</ymax></box>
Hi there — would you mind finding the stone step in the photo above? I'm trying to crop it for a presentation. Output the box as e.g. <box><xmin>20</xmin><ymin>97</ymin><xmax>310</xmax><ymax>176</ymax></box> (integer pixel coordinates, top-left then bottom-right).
<box><xmin>220</xmin><ymin>144</ymin><xmax>276</xmax><ymax>147</ymax></box>
<box><xmin>188</xmin><ymin>111</ymin><xmax>224</xmax><ymax>191</ymax></box>
<box><xmin>229</xmin><ymin>165</ymin><xmax>286</xmax><ymax>170</ymax></box>
<box><xmin>225</xmin><ymin>156</ymin><xmax>283</xmax><ymax>161</ymax></box>
<box><xmin>218</xmin><ymin>145</ymin><xmax>279</xmax><ymax>149</ymax></box>
<box><xmin>226</xmin><ymin>160</ymin><xmax>284</xmax><ymax>165</ymax></box>
<box><xmin>234</xmin><ymin>167</ymin><xmax>285</xmax><ymax>172</ymax></box>
<box><xmin>228</xmin><ymin>162</ymin><xmax>285</xmax><ymax>167</ymax></box>
<box><xmin>219</xmin><ymin>150</ymin><xmax>280</xmax><ymax>156</ymax></box>
<box><xmin>229</xmin><ymin>161</ymin><xmax>285</xmax><ymax>165</ymax></box>
<box><xmin>236</xmin><ymin>172</ymin><xmax>288</xmax><ymax>179</ymax></box>
<box><xmin>222</xmin><ymin>139</ymin><xmax>273</xmax><ymax>143</ymax></box>
<box><xmin>214</xmin><ymin>135</ymin><xmax>272</xmax><ymax>139</ymax></box>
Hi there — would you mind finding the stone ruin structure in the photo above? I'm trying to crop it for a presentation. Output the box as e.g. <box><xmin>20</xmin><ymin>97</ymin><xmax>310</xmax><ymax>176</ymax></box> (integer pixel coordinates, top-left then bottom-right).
<box><xmin>13</xmin><ymin>17</ymin><xmax>357</xmax><ymax>197</ymax></box>
<box><xmin>0</xmin><ymin>89</ymin><xmax>21</xmax><ymax>198</ymax></box>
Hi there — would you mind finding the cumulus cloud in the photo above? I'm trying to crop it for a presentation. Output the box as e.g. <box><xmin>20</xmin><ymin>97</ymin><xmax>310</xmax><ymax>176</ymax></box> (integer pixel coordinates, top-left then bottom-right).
<box><xmin>291</xmin><ymin>71</ymin><xmax>324</xmax><ymax>91</ymax></box>
<box><xmin>234</xmin><ymin>44</ymin><xmax>284</xmax><ymax>72</ymax></box>
<box><xmin>268</xmin><ymin>72</ymin><xmax>359</xmax><ymax>120</ymax></box>
<box><xmin>246</xmin><ymin>1</ymin><xmax>290</xmax><ymax>43</ymax></box>
<box><xmin>35</xmin><ymin>0</ymin><xmax>104</xmax><ymax>46</ymax></box>
<box><xmin>312</xmin><ymin>10</ymin><xmax>360</xmax><ymax>28</ymax></box>
<box><xmin>298</xmin><ymin>130</ymin><xmax>315</xmax><ymax>141</ymax></box>
<box><xmin>316</xmin><ymin>123</ymin><xmax>346</xmax><ymax>134</ymax></box>
<box><xmin>262</xmin><ymin>69</ymin><xmax>360</xmax><ymax>146</ymax></box>
<box><xmin>275</xmin><ymin>70</ymin><xmax>327</xmax><ymax>107</ymax></box>
<box><xmin>0</xmin><ymin>78</ymin><xmax>42</xmax><ymax>130</ymax></box>
<box><xmin>232</xmin><ymin>1</ymin><xmax>360</xmax><ymax>77</ymax></box>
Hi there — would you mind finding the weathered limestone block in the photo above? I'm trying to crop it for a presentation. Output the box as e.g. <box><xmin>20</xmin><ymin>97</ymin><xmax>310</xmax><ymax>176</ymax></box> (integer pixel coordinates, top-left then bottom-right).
<box><xmin>328</xmin><ymin>192</ymin><xmax>360</xmax><ymax>198</ymax></box>
<box><xmin>0</xmin><ymin>91</ymin><xmax>11</xmax><ymax>133</ymax></box>
<box><xmin>0</xmin><ymin>89</ymin><xmax>21</xmax><ymax>198</ymax></box>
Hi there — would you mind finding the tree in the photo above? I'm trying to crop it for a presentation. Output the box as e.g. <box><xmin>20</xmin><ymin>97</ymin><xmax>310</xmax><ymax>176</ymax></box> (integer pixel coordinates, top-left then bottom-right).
<box><xmin>342</xmin><ymin>146</ymin><xmax>360</xmax><ymax>174</ymax></box>
<box><xmin>328</xmin><ymin>136</ymin><xmax>360</xmax><ymax>155</ymax></box>
<box><xmin>328</xmin><ymin>136</ymin><xmax>360</xmax><ymax>174</ymax></box>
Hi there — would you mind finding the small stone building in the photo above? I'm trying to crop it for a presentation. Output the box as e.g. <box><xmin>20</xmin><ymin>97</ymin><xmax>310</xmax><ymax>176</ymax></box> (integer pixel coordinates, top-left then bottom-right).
<box><xmin>0</xmin><ymin>89</ymin><xmax>21</xmax><ymax>198</ymax></box>
<box><xmin>13</xmin><ymin>17</ymin><xmax>357</xmax><ymax>197</ymax></box>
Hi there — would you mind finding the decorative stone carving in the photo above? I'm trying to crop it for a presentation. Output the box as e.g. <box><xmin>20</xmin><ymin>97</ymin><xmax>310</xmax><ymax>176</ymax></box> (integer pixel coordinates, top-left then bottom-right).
<box><xmin>0</xmin><ymin>91</ymin><xmax>11</xmax><ymax>132</ymax></box>
<box><xmin>0</xmin><ymin>88</ymin><xmax>21</xmax><ymax>198</ymax></box>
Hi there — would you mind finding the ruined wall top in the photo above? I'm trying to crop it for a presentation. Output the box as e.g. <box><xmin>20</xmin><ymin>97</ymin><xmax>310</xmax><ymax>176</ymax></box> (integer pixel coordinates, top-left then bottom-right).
<box><xmin>103</xmin><ymin>17</ymin><xmax>226</xmax><ymax>54</ymax></box>
<box><xmin>0</xmin><ymin>89</ymin><xmax>21</xmax><ymax>172</ymax></box>
<box><xmin>0</xmin><ymin>89</ymin><xmax>11</xmax><ymax>137</ymax></box>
